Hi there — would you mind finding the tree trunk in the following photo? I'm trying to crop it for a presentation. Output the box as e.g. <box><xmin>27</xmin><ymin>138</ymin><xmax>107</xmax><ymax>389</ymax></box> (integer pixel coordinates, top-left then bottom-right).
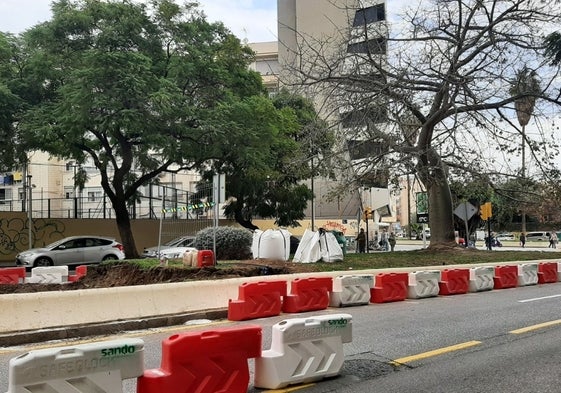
<box><xmin>426</xmin><ymin>176</ymin><xmax>457</xmax><ymax>247</ymax></box>
<box><xmin>418</xmin><ymin>146</ymin><xmax>457</xmax><ymax>248</ymax></box>
<box><xmin>113</xmin><ymin>198</ymin><xmax>139</xmax><ymax>258</ymax></box>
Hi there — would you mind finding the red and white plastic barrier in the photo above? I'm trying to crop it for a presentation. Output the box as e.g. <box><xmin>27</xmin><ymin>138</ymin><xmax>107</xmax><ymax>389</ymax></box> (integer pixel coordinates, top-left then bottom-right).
<box><xmin>282</xmin><ymin>277</ymin><xmax>333</xmax><ymax>313</ymax></box>
<box><xmin>538</xmin><ymin>262</ymin><xmax>558</xmax><ymax>284</ymax></box>
<box><xmin>7</xmin><ymin>338</ymin><xmax>144</xmax><ymax>392</ymax></box>
<box><xmin>494</xmin><ymin>265</ymin><xmax>518</xmax><ymax>289</ymax></box>
<box><xmin>138</xmin><ymin>325</ymin><xmax>262</xmax><ymax>393</ymax></box>
<box><xmin>329</xmin><ymin>274</ymin><xmax>373</xmax><ymax>307</ymax></box>
<box><xmin>469</xmin><ymin>266</ymin><xmax>494</xmax><ymax>292</ymax></box>
<box><xmin>26</xmin><ymin>266</ymin><xmax>69</xmax><ymax>284</ymax></box>
<box><xmin>254</xmin><ymin>313</ymin><xmax>353</xmax><ymax>389</ymax></box>
<box><xmin>407</xmin><ymin>270</ymin><xmax>440</xmax><ymax>299</ymax></box>
<box><xmin>371</xmin><ymin>273</ymin><xmax>408</xmax><ymax>303</ymax></box>
<box><xmin>439</xmin><ymin>269</ymin><xmax>470</xmax><ymax>295</ymax></box>
<box><xmin>517</xmin><ymin>263</ymin><xmax>538</xmax><ymax>286</ymax></box>
<box><xmin>228</xmin><ymin>280</ymin><xmax>287</xmax><ymax>321</ymax></box>
<box><xmin>68</xmin><ymin>265</ymin><xmax>88</xmax><ymax>282</ymax></box>
<box><xmin>0</xmin><ymin>267</ymin><xmax>26</xmax><ymax>284</ymax></box>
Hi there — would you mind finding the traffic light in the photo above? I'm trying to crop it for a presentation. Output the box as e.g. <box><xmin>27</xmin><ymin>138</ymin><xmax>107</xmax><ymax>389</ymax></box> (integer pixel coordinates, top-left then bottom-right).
<box><xmin>480</xmin><ymin>202</ymin><xmax>492</xmax><ymax>221</ymax></box>
<box><xmin>364</xmin><ymin>207</ymin><xmax>373</xmax><ymax>220</ymax></box>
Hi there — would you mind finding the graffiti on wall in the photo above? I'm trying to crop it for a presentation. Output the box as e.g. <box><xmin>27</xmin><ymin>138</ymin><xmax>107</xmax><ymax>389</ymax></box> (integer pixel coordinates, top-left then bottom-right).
<box><xmin>0</xmin><ymin>217</ymin><xmax>66</xmax><ymax>256</ymax></box>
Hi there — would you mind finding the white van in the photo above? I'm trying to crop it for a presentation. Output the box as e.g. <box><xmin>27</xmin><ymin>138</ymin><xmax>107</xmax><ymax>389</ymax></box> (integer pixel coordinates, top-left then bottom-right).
<box><xmin>524</xmin><ymin>231</ymin><xmax>550</xmax><ymax>241</ymax></box>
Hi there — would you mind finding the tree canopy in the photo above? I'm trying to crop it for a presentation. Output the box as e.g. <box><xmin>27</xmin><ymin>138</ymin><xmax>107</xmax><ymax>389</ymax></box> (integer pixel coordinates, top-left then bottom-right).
<box><xmin>286</xmin><ymin>0</ymin><xmax>561</xmax><ymax>247</ymax></box>
<box><xmin>9</xmin><ymin>0</ymin><xmax>284</xmax><ymax>257</ymax></box>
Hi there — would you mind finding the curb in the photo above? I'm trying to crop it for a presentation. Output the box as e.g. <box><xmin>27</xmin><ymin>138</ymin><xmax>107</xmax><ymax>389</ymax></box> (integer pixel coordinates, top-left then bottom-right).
<box><xmin>0</xmin><ymin>308</ymin><xmax>227</xmax><ymax>347</ymax></box>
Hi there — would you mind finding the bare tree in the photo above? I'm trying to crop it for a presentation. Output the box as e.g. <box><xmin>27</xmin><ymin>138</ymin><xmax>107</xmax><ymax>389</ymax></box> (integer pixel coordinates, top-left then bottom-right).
<box><xmin>281</xmin><ymin>0</ymin><xmax>561</xmax><ymax>247</ymax></box>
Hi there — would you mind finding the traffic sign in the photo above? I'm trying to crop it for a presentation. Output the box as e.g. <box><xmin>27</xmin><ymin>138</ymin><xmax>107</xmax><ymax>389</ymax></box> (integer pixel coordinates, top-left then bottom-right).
<box><xmin>454</xmin><ymin>202</ymin><xmax>477</xmax><ymax>222</ymax></box>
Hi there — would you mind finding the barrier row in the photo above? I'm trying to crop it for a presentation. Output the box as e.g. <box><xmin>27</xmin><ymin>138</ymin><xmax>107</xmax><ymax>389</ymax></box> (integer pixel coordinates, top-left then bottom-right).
<box><xmin>228</xmin><ymin>262</ymin><xmax>561</xmax><ymax>321</ymax></box>
<box><xmin>7</xmin><ymin>313</ymin><xmax>353</xmax><ymax>392</ymax></box>
<box><xmin>0</xmin><ymin>265</ymin><xmax>88</xmax><ymax>284</ymax></box>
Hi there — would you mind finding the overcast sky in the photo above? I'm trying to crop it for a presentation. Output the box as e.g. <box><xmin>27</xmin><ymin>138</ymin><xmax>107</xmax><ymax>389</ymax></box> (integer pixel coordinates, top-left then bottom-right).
<box><xmin>0</xmin><ymin>0</ymin><xmax>278</xmax><ymax>43</ymax></box>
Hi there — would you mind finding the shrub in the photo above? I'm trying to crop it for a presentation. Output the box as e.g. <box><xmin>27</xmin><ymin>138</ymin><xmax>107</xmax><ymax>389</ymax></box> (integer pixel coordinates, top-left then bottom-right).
<box><xmin>195</xmin><ymin>226</ymin><xmax>253</xmax><ymax>260</ymax></box>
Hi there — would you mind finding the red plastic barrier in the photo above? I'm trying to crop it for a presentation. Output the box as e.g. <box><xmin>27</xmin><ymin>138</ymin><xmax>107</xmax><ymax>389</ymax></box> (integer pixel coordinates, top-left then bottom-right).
<box><xmin>197</xmin><ymin>250</ymin><xmax>215</xmax><ymax>267</ymax></box>
<box><xmin>0</xmin><ymin>267</ymin><xmax>26</xmax><ymax>284</ymax></box>
<box><xmin>228</xmin><ymin>280</ymin><xmax>287</xmax><ymax>321</ymax></box>
<box><xmin>538</xmin><ymin>262</ymin><xmax>558</xmax><ymax>284</ymax></box>
<box><xmin>138</xmin><ymin>325</ymin><xmax>262</xmax><ymax>393</ymax></box>
<box><xmin>370</xmin><ymin>273</ymin><xmax>408</xmax><ymax>303</ymax></box>
<box><xmin>494</xmin><ymin>265</ymin><xmax>518</xmax><ymax>289</ymax></box>
<box><xmin>68</xmin><ymin>265</ymin><xmax>87</xmax><ymax>282</ymax></box>
<box><xmin>282</xmin><ymin>277</ymin><xmax>333</xmax><ymax>313</ymax></box>
<box><xmin>439</xmin><ymin>269</ymin><xmax>469</xmax><ymax>295</ymax></box>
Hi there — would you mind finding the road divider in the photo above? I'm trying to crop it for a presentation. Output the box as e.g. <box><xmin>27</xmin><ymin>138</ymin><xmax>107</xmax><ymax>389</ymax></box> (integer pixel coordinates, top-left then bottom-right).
<box><xmin>330</xmin><ymin>274</ymin><xmax>373</xmax><ymax>307</ymax></box>
<box><xmin>469</xmin><ymin>266</ymin><xmax>494</xmax><ymax>292</ymax></box>
<box><xmin>517</xmin><ymin>263</ymin><xmax>538</xmax><ymax>286</ymax></box>
<box><xmin>254</xmin><ymin>313</ymin><xmax>352</xmax><ymax>389</ymax></box>
<box><xmin>7</xmin><ymin>338</ymin><xmax>144</xmax><ymax>392</ymax></box>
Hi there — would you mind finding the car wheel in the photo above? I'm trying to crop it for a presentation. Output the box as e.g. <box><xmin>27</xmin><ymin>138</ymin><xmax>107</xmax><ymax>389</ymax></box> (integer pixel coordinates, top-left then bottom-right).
<box><xmin>102</xmin><ymin>255</ymin><xmax>118</xmax><ymax>261</ymax></box>
<box><xmin>34</xmin><ymin>257</ymin><xmax>53</xmax><ymax>267</ymax></box>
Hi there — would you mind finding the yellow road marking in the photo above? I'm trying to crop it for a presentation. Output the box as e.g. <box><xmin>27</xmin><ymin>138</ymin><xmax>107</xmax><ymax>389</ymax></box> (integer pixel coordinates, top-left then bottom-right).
<box><xmin>391</xmin><ymin>340</ymin><xmax>481</xmax><ymax>366</ymax></box>
<box><xmin>510</xmin><ymin>319</ymin><xmax>561</xmax><ymax>334</ymax></box>
<box><xmin>265</xmin><ymin>384</ymin><xmax>316</xmax><ymax>392</ymax></box>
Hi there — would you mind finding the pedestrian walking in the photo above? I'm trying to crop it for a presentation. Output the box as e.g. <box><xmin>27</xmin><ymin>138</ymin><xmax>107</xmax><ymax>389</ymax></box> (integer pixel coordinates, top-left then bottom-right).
<box><xmin>548</xmin><ymin>232</ymin><xmax>557</xmax><ymax>248</ymax></box>
<box><xmin>388</xmin><ymin>232</ymin><xmax>396</xmax><ymax>252</ymax></box>
<box><xmin>520</xmin><ymin>232</ymin><xmax>526</xmax><ymax>248</ymax></box>
<box><xmin>380</xmin><ymin>229</ymin><xmax>389</xmax><ymax>251</ymax></box>
<box><xmin>356</xmin><ymin>228</ymin><xmax>366</xmax><ymax>253</ymax></box>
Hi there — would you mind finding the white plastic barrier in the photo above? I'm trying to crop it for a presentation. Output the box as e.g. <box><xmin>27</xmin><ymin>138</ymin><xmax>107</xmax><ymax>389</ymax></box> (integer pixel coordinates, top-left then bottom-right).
<box><xmin>330</xmin><ymin>275</ymin><xmax>373</xmax><ymax>307</ymax></box>
<box><xmin>518</xmin><ymin>263</ymin><xmax>538</xmax><ymax>286</ymax></box>
<box><xmin>407</xmin><ymin>270</ymin><xmax>440</xmax><ymax>299</ymax></box>
<box><xmin>254</xmin><ymin>313</ymin><xmax>352</xmax><ymax>389</ymax></box>
<box><xmin>7</xmin><ymin>338</ymin><xmax>144</xmax><ymax>393</ymax></box>
<box><xmin>25</xmin><ymin>266</ymin><xmax>69</xmax><ymax>284</ymax></box>
<box><xmin>469</xmin><ymin>266</ymin><xmax>495</xmax><ymax>292</ymax></box>
<box><xmin>558</xmin><ymin>262</ymin><xmax>561</xmax><ymax>282</ymax></box>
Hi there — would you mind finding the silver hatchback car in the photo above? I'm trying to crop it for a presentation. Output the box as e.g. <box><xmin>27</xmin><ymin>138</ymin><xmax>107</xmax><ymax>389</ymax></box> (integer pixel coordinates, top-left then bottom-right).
<box><xmin>15</xmin><ymin>236</ymin><xmax>125</xmax><ymax>267</ymax></box>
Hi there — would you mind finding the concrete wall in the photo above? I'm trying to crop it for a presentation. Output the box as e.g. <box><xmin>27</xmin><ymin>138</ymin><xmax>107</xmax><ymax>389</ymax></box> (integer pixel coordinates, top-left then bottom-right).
<box><xmin>0</xmin><ymin>212</ymin><xmax>223</xmax><ymax>262</ymax></box>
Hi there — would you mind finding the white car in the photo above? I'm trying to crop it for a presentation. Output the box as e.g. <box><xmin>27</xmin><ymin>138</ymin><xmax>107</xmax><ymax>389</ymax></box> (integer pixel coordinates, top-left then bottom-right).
<box><xmin>157</xmin><ymin>247</ymin><xmax>198</xmax><ymax>259</ymax></box>
<box><xmin>142</xmin><ymin>236</ymin><xmax>196</xmax><ymax>258</ymax></box>
<box><xmin>15</xmin><ymin>236</ymin><xmax>125</xmax><ymax>267</ymax></box>
<box><xmin>495</xmin><ymin>232</ymin><xmax>515</xmax><ymax>241</ymax></box>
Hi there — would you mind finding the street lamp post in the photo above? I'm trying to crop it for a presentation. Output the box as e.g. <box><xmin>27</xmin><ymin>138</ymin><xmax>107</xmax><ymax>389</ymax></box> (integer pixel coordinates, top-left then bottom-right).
<box><xmin>27</xmin><ymin>174</ymin><xmax>33</xmax><ymax>249</ymax></box>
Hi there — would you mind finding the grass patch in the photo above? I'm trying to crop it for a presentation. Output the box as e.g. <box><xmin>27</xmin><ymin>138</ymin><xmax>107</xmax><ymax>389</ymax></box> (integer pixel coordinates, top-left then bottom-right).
<box><xmin>130</xmin><ymin>248</ymin><xmax>561</xmax><ymax>273</ymax></box>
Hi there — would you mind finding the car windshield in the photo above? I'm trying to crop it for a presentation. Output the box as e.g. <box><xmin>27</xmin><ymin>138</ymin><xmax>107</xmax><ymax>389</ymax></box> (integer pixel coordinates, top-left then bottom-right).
<box><xmin>163</xmin><ymin>237</ymin><xmax>191</xmax><ymax>246</ymax></box>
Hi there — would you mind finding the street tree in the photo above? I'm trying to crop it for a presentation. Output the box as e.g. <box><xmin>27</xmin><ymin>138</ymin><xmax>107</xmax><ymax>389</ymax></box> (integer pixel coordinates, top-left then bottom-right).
<box><xmin>285</xmin><ymin>0</ymin><xmax>561</xmax><ymax>247</ymax></box>
<box><xmin>0</xmin><ymin>33</ymin><xmax>24</xmax><ymax>170</ymax></box>
<box><xmin>201</xmin><ymin>90</ymin><xmax>332</xmax><ymax>230</ymax></box>
<box><xmin>17</xmin><ymin>0</ymin><xmax>265</xmax><ymax>257</ymax></box>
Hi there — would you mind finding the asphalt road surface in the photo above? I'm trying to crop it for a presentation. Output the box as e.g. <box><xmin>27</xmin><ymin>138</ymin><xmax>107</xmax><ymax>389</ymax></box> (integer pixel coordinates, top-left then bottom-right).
<box><xmin>2</xmin><ymin>281</ymin><xmax>561</xmax><ymax>392</ymax></box>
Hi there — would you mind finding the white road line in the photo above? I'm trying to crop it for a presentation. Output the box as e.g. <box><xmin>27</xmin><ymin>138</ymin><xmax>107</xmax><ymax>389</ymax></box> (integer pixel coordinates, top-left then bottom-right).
<box><xmin>518</xmin><ymin>294</ymin><xmax>561</xmax><ymax>303</ymax></box>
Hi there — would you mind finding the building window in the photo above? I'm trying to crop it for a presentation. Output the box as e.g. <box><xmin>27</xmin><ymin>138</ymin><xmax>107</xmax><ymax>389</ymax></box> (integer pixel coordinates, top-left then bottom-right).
<box><xmin>341</xmin><ymin>107</ymin><xmax>388</xmax><ymax>128</ymax></box>
<box><xmin>353</xmin><ymin>4</ymin><xmax>385</xmax><ymax>27</ymax></box>
<box><xmin>347</xmin><ymin>38</ymin><xmax>387</xmax><ymax>55</ymax></box>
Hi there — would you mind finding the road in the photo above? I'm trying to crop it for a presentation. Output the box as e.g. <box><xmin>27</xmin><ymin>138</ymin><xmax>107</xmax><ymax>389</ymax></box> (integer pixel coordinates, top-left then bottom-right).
<box><xmin>1</xmin><ymin>281</ymin><xmax>561</xmax><ymax>392</ymax></box>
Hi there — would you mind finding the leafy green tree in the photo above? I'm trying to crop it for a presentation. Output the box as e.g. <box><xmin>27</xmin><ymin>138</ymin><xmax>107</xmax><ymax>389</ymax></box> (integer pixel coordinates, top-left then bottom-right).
<box><xmin>0</xmin><ymin>33</ymin><xmax>24</xmax><ymax>170</ymax></box>
<box><xmin>17</xmin><ymin>0</ymin><xmax>264</xmax><ymax>257</ymax></box>
<box><xmin>201</xmin><ymin>90</ymin><xmax>332</xmax><ymax>230</ymax></box>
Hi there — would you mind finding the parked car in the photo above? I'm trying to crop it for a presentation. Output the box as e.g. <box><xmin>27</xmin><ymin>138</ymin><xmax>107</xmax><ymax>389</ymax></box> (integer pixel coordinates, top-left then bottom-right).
<box><xmin>142</xmin><ymin>235</ymin><xmax>196</xmax><ymax>258</ymax></box>
<box><xmin>158</xmin><ymin>247</ymin><xmax>198</xmax><ymax>259</ymax></box>
<box><xmin>495</xmin><ymin>232</ymin><xmax>515</xmax><ymax>241</ymax></box>
<box><xmin>15</xmin><ymin>236</ymin><xmax>125</xmax><ymax>267</ymax></box>
<box><xmin>524</xmin><ymin>231</ymin><xmax>551</xmax><ymax>241</ymax></box>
